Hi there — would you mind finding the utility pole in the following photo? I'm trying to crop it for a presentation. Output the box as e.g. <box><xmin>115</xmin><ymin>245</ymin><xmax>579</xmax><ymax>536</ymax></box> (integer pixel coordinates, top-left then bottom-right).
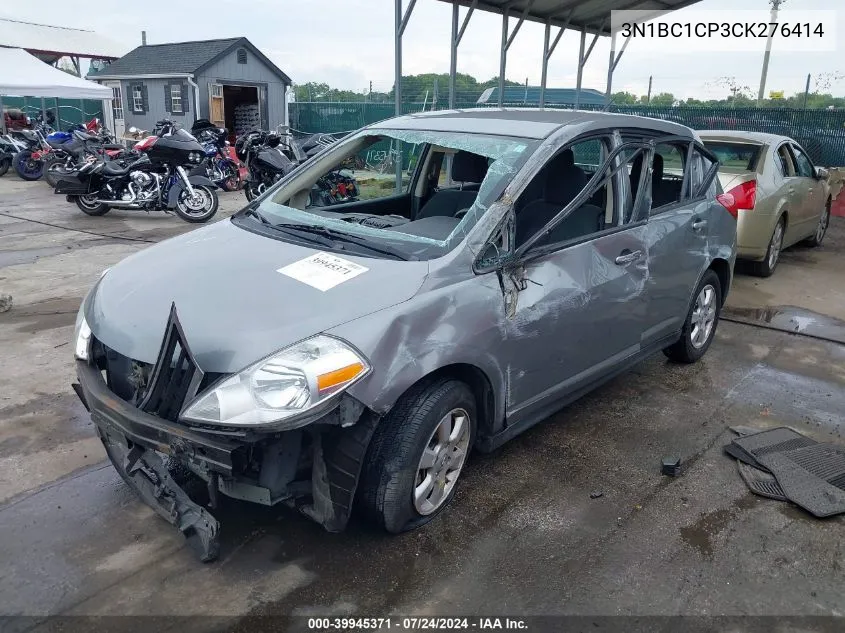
<box><xmin>757</xmin><ymin>0</ymin><xmax>785</xmax><ymax>105</ymax></box>
<box><xmin>646</xmin><ymin>75</ymin><xmax>653</xmax><ymax>104</ymax></box>
<box><xmin>802</xmin><ymin>73</ymin><xmax>811</xmax><ymax>109</ymax></box>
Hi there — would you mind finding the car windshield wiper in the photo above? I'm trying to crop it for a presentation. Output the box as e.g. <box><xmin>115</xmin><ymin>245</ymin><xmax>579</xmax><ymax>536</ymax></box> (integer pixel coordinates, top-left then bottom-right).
<box><xmin>272</xmin><ymin>222</ymin><xmax>413</xmax><ymax>261</ymax></box>
<box><xmin>241</xmin><ymin>206</ymin><xmax>272</xmax><ymax>225</ymax></box>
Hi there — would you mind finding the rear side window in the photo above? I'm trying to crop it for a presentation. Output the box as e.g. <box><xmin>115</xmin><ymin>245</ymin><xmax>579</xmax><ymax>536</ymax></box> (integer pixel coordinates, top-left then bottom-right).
<box><xmin>652</xmin><ymin>142</ymin><xmax>686</xmax><ymax>209</ymax></box>
<box><xmin>702</xmin><ymin>141</ymin><xmax>761</xmax><ymax>172</ymax></box>
<box><xmin>690</xmin><ymin>146</ymin><xmax>718</xmax><ymax>197</ymax></box>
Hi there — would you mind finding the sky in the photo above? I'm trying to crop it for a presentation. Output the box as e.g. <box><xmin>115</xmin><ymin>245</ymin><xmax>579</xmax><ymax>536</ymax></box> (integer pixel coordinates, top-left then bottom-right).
<box><xmin>2</xmin><ymin>0</ymin><xmax>843</xmax><ymax>100</ymax></box>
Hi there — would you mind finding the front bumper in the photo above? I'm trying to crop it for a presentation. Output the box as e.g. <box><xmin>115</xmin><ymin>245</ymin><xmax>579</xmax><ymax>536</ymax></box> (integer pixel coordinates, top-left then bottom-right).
<box><xmin>75</xmin><ymin>360</ymin><xmax>228</xmax><ymax>561</ymax></box>
<box><xmin>75</xmin><ymin>359</ymin><xmax>378</xmax><ymax>561</ymax></box>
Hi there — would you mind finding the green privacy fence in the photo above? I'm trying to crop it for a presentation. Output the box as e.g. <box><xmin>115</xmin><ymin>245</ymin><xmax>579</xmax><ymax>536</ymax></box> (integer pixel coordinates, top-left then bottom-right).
<box><xmin>2</xmin><ymin>96</ymin><xmax>104</xmax><ymax>131</ymax></box>
<box><xmin>289</xmin><ymin>102</ymin><xmax>845</xmax><ymax>167</ymax></box>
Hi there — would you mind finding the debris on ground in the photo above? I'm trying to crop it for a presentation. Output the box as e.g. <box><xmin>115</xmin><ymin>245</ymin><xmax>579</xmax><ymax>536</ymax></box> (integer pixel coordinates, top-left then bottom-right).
<box><xmin>0</xmin><ymin>294</ymin><xmax>12</xmax><ymax>313</ymax></box>
<box><xmin>662</xmin><ymin>456</ymin><xmax>682</xmax><ymax>476</ymax></box>
<box><xmin>725</xmin><ymin>426</ymin><xmax>845</xmax><ymax>517</ymax></box>
<box><xmin>590</xmin><ymin>491</ymin><xmax>603</xmax><ymax>499</ymax></box>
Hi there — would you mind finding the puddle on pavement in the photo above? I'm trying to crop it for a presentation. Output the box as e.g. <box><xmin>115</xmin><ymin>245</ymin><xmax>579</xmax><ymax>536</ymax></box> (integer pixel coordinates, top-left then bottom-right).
<box><xmin>0</xmin><ymin>296</ymin><xmax>82</xmax><ymax>332</ymax></box>
<box><xmin>723</xmin><ymin>305</ymin><xmax>845</xmax><ymax>345</ymax></box>
<box><xmin>0</xmin><ymin>245</ymin><xmax>74</xmax><ymax>268</ymax></box>
<box><xmin>680</xmin><ymin>495</ymin><xmax>761</xmax><ymax>558</ymax></box>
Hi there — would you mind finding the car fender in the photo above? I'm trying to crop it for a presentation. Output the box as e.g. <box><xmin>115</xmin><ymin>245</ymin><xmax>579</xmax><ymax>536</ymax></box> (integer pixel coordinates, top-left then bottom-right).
<box><xmin>166</xmin><ymin>175</ymin><xmax>217</xmax><ymax>208</ymax></box>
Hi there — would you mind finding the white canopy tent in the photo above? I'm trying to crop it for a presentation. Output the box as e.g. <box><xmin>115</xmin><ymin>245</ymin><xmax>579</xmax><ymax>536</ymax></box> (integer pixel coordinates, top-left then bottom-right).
<box><xmin>0</xmin><ymin>47</ymin><xmax>112</xmax><ymax>132</ymax></box>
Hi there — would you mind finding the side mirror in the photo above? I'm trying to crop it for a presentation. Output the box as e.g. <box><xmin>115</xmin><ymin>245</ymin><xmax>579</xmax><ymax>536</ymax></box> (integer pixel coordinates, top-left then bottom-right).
<box><xmin>816</xmin><ymin>166</ymin><xmax>829</xmax><ymax>180</ymax></box>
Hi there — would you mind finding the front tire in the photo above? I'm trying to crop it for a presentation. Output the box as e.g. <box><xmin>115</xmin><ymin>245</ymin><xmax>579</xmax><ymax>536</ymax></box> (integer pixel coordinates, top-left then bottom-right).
<box><xmin>174</xmin><ymin>185</ymin><xmax>218</xmax><ymax>223</ymax></box>
<box><xmin>75</xmin><ymin>194</ymin><xmax>110</xmax><ymax>216</ymax></box>
<box><xmin>750</xmin><ymin>217</ymin><xmax>785</xmax><ymax>277</ymax></box>
<box><xmin>664</xmin><ymin>270</ymin><xmax>722</xmax><ymax>364</ymax></box>
<box><xmin>359</xmin><ymin>379</ymin><xmax>476</xmax><ymax>533</ymax></box>
<box><xmin>14</xmin><ymin>150</ymin><xmax>43</xmax><ymax>181</ymax></box>
<box><xmin>805</xmin><ymin>199</ymin><xmax>830</xmax><ymax>247</ymax></box>
<box><xmin>0</xmin><ymin>156</ymin><xmax>10</xmax><ymax>177</ymax></box>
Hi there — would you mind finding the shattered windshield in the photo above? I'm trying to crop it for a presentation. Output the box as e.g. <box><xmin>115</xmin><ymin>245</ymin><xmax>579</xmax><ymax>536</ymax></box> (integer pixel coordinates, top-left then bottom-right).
<box><xmin>238</xmin><ymin>129</ymin><xmax>536</xmax><ymax>260</ymax></box>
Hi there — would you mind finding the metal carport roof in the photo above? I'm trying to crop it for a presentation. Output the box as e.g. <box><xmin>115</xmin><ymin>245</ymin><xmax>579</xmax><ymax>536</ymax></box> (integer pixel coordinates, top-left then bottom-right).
<box><xmin>389</xmin><ymin>0</ymin><xmax>706</xmax><ymax>186</ymax></box>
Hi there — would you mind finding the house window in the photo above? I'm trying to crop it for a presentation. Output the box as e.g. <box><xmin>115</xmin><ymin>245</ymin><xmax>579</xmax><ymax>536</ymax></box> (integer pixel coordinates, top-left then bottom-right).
<box><xmin>170</xmin><ymin>84</ymin><xmax>183</xmax><ymax>113</ymax></box>
<box><xmin>211</xmin><ymin>83</ymin><xmax>223</xmax><ymax>98</ymax></box>
<box><xmin>132</xmin><ymin>85</ymin><xmax>143</xmax><ymax>113</ymax></box>
<box><xmin>237</xmin><ymin>48</ymin><xmax>247</xmax><ymax>64</ymax></box>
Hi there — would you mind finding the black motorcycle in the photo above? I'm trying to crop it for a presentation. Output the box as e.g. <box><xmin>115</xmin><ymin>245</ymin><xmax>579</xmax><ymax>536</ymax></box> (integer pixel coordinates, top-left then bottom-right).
<box><xmin>54</xmin><ymin>120</ymin><xmax>219</xmax><ymax>223</ymax></box>
<box><xmin>236</xmin><ymin>130</ymin><xmax>296</xmax><ymax>201</ymax></box>
<box><xmin>42</xmin><ymin>129</ymin><xmax>129</xmax><ymax>188</ymax></box>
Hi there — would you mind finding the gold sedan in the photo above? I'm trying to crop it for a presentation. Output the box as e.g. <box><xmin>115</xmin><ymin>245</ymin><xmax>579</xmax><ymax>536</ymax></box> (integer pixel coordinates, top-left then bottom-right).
<box><xmin>700</xmin><ymin>131</ymin><xmax>831</xmax><ymax>277</ymax></box>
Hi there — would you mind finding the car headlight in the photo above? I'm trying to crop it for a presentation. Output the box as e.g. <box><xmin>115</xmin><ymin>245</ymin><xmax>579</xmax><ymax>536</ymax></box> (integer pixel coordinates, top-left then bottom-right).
<box><xmin>74</xmin><ymin>313</ymin><xmax>92</xmax><ymax>361</ymax></box>
<box><xmin>181</xmin><ymin>335</ymin><xmax>370</xmax><ymax>429</ymax></box>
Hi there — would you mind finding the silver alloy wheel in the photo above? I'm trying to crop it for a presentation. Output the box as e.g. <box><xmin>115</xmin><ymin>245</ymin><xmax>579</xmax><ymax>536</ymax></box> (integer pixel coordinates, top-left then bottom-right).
<box><xmin>413</xmin><ymin>407</ymin><xmax>471</xmax><ymax>515</ymax></box>
<box><xmin>690</xmin><ymin>284</ymin><xmax>717</xmax><ymax>349</ymax></box>
<box><xmin>178</xmin><ymin>187</ymin><xmax>212</xmax><ymax>216</ymax></box>
<box><xmin>816</xmin><ymin>207</ymin><xmax>830</xmax><ymax>242</ymax></box>
<box><xmin>768</xmin><ymin>221</ymin><xmax>784</xmax><ymax>270</ymax></box>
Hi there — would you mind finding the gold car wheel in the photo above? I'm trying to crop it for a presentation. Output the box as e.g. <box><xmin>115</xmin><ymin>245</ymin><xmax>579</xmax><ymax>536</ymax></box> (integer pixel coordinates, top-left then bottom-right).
<box><xmin>815</xmin><ymin>207</ymin><xmax>830</xmax><ymax>243</ymax></box>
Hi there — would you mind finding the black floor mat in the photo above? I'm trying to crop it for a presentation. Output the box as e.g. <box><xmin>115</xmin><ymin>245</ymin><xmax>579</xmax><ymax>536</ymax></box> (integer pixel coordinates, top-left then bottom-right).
<box><xmin>724</xmin><ymin>442</ymin><xmax>769</xmax><ymax>472</ymax></box>
<box><xmin>730</xmin><ymin>427</ymin><xmax>845</xmax><ymax>518</ymax></box>
<box><xmin>737</xmin><ymin>461</ymin><xmax>788</xmax><ymax>501</ymax></box>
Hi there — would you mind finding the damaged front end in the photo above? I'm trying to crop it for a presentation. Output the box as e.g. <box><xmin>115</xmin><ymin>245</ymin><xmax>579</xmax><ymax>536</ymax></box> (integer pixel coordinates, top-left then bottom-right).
<box><xmin>73</xmin><ymin>306</ymin><xmax>379</xmax><ymax>562</ymax></box>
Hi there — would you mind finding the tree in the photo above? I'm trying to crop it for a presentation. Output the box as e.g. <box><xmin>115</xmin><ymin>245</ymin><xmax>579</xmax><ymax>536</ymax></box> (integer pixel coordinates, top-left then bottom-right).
<box><xmin>649</xmin><ymin>92</ymin><xmax>676</xmax><ymax>106</ymax></box>
<box><xmin>611</xmin><ymin>91</ymin><xmax>639</xmax><ymax>105</ymax></box>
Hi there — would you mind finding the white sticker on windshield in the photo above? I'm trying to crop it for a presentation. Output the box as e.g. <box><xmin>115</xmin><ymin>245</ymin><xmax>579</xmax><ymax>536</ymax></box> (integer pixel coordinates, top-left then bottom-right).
<box><xmin>278</xmin><ymin>252</ymin><xmax>368</xmax><ymax>291</ymax></box>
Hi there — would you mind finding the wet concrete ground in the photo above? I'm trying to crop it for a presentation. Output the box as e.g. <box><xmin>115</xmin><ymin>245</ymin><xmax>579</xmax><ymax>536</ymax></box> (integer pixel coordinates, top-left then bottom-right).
<box><xmin>1</xmin><ymin>175</ymin><xmax>844</xmax><ymax>625</ymax></box>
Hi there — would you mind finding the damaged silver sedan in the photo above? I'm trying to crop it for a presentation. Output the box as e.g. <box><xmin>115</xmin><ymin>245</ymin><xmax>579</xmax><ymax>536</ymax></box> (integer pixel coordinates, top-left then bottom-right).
<box><xmin>73</xmin><ymin>109</ymin><xmax>736</xmax><ymax>561</ymax></box>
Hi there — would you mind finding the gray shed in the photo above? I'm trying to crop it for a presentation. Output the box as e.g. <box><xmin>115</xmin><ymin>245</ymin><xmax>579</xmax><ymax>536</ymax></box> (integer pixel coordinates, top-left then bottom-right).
<box><xmin>88</xmin><ymin>37</ymin><xmax>291</xmax><ymax>140</ymax></box>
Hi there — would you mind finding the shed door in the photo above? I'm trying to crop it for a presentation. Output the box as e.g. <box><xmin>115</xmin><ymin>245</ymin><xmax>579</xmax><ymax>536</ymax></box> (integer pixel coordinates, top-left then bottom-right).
<box><xmin>209</xmin><ymin>83</ymin><xmax>225</xmax><ymax>128</ymax></box>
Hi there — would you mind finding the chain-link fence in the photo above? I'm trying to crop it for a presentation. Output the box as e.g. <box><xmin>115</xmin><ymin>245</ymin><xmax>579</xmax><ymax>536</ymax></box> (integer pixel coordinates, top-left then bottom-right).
<box><xmin>2</xmin><ymin>97</ymin><xmax>104</xmax><ymax>131</ymax></box>
<box><xmin>289</xmin><ymin>102</ymin><xmax>845</xmax><ymax>167</ymax></box>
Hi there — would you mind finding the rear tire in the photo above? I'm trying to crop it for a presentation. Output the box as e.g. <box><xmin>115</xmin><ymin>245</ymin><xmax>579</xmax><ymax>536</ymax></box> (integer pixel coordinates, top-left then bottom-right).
<box><xmin>664</xmin><ymin>270</ymin><xmax>722</xmax><ymax>364</ymax></box>
<box><xmin>174</xmin><ymin>185</ymin><xmax>218</xmax><ymax>223</ymax></box>
<box><xmin>14</xmin><ymin>150</ymin><xmax>43</xmax><ymax>181</ymax></box>
<box><xmin>43</xmin><ymin>157</ymin><xmax>73</xmax><ymax>188</ymax></box>
<box><xmin>75</xmin><ymin>194</ymin><xmax>110</xmax><ymax>216</ymax></box>
<box><xmin>804</xmin><ymin>199</ymin><xmax>830</xmax><ymax>247</ymax></box>
<box><xmin>0</xmin><ymin>156</ymin><xmax>10</xmax><ymax>177</ymax></box>
<box><xmin>359</xmin><ymin>379</ymin><xmax>476</xmax><ymax>533</ymax></box>
<box><xmin>750</xmin><ymin>217</ymin><xmax>785</xmax><ymax>277</ymax></box>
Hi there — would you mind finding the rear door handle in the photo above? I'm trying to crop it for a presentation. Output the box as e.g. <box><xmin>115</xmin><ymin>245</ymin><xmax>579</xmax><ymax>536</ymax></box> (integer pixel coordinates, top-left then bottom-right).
<box><xmin>692</xmin><ymin>219</ymin><xmax>708</xmax><ymax>231</ymax></box>
<box><xmin>615</xmin><ymin>250</ymin><xmax>643</xmax><ymax>265</ymax></box>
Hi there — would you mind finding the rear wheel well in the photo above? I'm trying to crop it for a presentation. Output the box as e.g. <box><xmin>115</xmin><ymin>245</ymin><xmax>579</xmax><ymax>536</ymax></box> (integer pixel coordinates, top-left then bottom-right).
<box><xmin>392</xmin><ymin>364</ymin><xmax>496</xmax><ymax>442</ymax></box>
<box><xmin>709</xmin><ymin>258</ymin><xmax>731</xmax><ymax>302</ymax></box>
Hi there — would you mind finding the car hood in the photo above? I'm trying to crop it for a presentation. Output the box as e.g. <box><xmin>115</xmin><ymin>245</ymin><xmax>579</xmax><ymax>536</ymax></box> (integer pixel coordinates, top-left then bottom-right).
<box><xmin>87</xmin><ymin>219</ymin><xmax>429</xmax><ymax>373</ymax></box>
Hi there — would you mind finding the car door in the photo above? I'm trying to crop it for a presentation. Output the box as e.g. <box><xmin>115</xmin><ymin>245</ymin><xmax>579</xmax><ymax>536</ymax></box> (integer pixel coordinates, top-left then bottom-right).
<box><xmin>639</xmin><ymin>138</ymin><xmax>714</xmax><ymax>346</ymax></box>
<box><xmin>496</xmin><ymin>133</ymin><xmax>651</xmax><ymax>425</ymax></box>
<box><xmin>789</xmin><ymin>143</ymin><xmax>824</xmax><ymax>240</ymax></box>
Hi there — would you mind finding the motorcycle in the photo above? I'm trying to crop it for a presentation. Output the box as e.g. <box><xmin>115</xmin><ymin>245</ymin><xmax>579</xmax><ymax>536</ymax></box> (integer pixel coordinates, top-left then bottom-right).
<box><xmin>11</xmin><ymin>122</ymin><xmax>53</xmax><ymax>180</ymax></box>
<box><xmin>54</xmin><ymin>119</ymin><xmax>219</xmax><ymax>224</ymax></box>
<box><xmin>191</xmin><ymin>119</ymin><xmax>240</xmax><ymax>192</ymax></box>
<box><xmin>236</xmin><ymin>129</ymin><xmax>296</xmax><ymax>201</ymax></box>
<box><xmin>0</xmin><ymin>132</ymin><xmax>27</xmax><ymax>177</ymax></box>
<box><xmin>42</xmin><ymin>128</ymin><xmax>128</xmax><ymax>187</ymax></box>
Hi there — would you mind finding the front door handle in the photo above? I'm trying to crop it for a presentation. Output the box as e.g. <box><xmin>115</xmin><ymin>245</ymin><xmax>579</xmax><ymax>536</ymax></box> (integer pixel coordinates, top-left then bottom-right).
<box><xmin>615</xmin><ymin>250</ymin><xmax>643</xmax><ymax>265</ymax></box>
<box><xmin>692</xmin><ymin>219</ymin><xmax>708</xmax><ymax>231</ymax></box>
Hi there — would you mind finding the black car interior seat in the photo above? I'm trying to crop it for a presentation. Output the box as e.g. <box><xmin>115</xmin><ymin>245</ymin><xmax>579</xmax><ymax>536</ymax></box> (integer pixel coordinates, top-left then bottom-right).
<box><xmin>416</xmin><ymin>150</ymin><xmax>489</xmax><ymax>219</ymax></box>
<box><xmin>516</xmin><ymin>149</ymin><xmax>605</xmax><ymax>246</ymax></box>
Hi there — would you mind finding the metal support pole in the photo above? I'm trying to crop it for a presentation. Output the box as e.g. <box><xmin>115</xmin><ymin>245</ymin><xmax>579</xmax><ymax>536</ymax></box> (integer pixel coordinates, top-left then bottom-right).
<box><xmin>605</xmin><ymin>33</ymin><xmax>630</xmax><ymax>104</ymax></box>
<box><xmin>647</xmin><ymin>75</ymin><xmax>653</xmax><ymax>104</ymax></box>
<box><xmin>802</xmin><ymin>73</ymin><xmax>811</xmax><ymax>109</ymax></box>
<box><xmin>757</xmin><ymin>0</ymin><xmax>783</xmax><ymax>105</ymax></box>
<box><xmin>498</xmin><ymin>8</ymin><xmax>509</xmax><ymax>107</ymax></box>
<box><xmin>450</xmin><ymin>2</ymin><xmax>459</xmax><ymax>109</ymax></box>
<box><xmin>40</xmin><ymin>97</ymin><xmax>47</xmax><ymax>126</ymax></box>
<box><xmin>540</xmin><ymin>13</ymin><xmax>570</xmax><ymax>109</ymax></box>
<box><xmin>449</xmin><ymin>0</ymin><xmax>477</xmax><ymax>110</ymax></box>
<box><xmin>0</xmin><ymin>95</ymin><xmax>6</xmax><ymax>134</ymax></box>
<box><xmin>395</xmin><ymin>0</ymin><xmax>416</xmax><ymax>189</ymax></box>
<box><xmin>575</xmin><ymin>28</ymin><xmax>586</xmax><ymax>109</ymax></box>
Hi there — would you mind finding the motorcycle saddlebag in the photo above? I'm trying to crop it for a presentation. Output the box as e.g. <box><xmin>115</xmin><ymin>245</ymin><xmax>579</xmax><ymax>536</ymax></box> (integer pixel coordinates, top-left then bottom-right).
<box><xmin>54</xmin><ymin>175</ymin><xmax>94</xmax><ymax>195</ymax></box>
